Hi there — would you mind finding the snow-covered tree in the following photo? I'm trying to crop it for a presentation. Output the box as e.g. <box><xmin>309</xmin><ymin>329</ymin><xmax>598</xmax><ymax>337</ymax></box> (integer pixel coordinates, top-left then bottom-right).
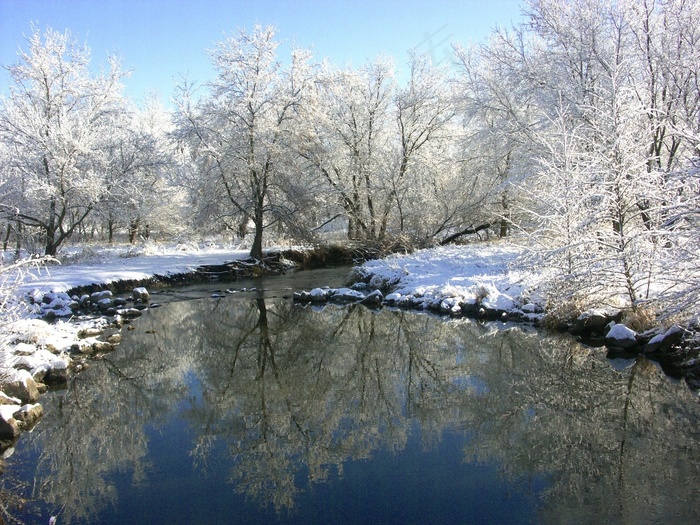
<box><xmin>382</xmin><ymin>53</ymin><xmax>457</xmax><ymax>242</ymax></box>
<box><xmin>0</xmin><ymin>140</ymin><xmax>21</xmax><ymax>255</ymax></box>
<box><xmin>0</xmin><ymin>26</ymin><xmax>128</xmax><ymax>256</ymax></box>
<box><xmin>510</xmin><ymin>0</ymin><xmax>700</xmax><ymax>314</ymax></box>
<box><xmin>96</xmin><ymin>96</ymin><xmax>175</xmax><ymax>243</ymax></box>
<box><xmin>453</xmin><ymin>32</ymin><xmax>541</xmax><ymax>241</ymax></box>
<box><xmin>173</xmin><ymin>25</ymin><xmax>312</xmax><ymax>260</ymax></box>
<box><xmin>296</xmin><ymin>53</ymin><xmax>460</xmax><ymax>246</ymax></box>
<box><xmin>295</xmin><ymin>58</ymin><xmax>395</xmax><ymax>242</ymax></box>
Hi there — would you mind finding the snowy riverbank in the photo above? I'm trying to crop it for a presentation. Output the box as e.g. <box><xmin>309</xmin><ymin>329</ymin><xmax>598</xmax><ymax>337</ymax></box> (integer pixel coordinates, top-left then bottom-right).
<box><xmin>294</xmin><ymin>242</ymin><xmax>545</xmax><ymax>321</ymax></box>
<box><xmin>3</xmin><ymin>242</ymin><xmax>539</xmax><ymax>404</ymax></box>
<box><xmin>0</xmin><ymin>241</ymin><xmax>253</xmax><ymax>448</ymax></box>
<box><xmin>296</xmin><ymin>242</ymin><xmax>699</xmax><ymax>389</ymax></box>
<box><xmin>15</xmin><ymin>241</ymin><xmax>250</xmax><ymax>294</ymax></box>
<box><xmin>1</xmin><ymin>240</ymin><xmax>698</xmax><ymax>450</ymax></box>
<box><xmin>349</xmin><ymin>242</ymin><xmax>543</xmax><ymax>315</ymax></box>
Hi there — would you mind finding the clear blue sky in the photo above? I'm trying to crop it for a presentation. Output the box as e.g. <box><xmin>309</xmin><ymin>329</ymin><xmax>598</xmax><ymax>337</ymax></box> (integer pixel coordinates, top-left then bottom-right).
<box><xmin>0</xmin><ymin>0</ymin><xmax>525</xmax><ymax>104</ymax></box>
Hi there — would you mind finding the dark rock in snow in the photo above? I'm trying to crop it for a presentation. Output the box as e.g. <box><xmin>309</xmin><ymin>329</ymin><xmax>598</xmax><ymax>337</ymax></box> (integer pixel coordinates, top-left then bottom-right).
<box><xmin>570</xmin><ymin>309</ymin><xmax>623</xmax><ymax>339</ymax></box>
<box><xmin>133</xmin><ymin>287</ymin><xmax>150</xmax><ymax>303</ymax></box>
<box><xmin>96</xmin><ymin>298</ymin><xmax>114</xmax><ymax>312</ymax></box>
<box><xmin>116</xmin><ymin>308</ymin><xmax>142</xmax><ymax>318</ymax></box>
<box><xmin>90</xmin><ymin>290</ymin><xmax>113</xmax><ymax>304</ymax></box>
<box><xmin>328</xmin><ymin>288</ymin><xmax>366</xmax><ymax>303</ymax></box>
<box><xmin>293</xmin><ymin>291</ymin><xmax>312</xmax><ymax>302</ymax></box>
<box><xmin>13</xmin><ymin>404</ymin><xmax>43</xmax><ymax>431</ymax></box>
<box><xmin>460</xmin><ymin>302</ymin><xmax>480</xmax><ymax>316</ymax></box>
<box><xmin>42</xmin><ymin>367</ymin><xmax>69</xmax><ymax>386</ymax></box>
<box><xmin>642</xmin><ymin>326</ymin><xmax>684</xmax><ymax>355</ymax></box>
<box><xmin>0</xmin><ymin>417</ymin><xmax>20</xmax><ymax>441</ymax></box>
<box><xmin>3</xmin><ymin>377</ymin><xmax>42</xmax><ymax>404</ymax></box>
<box><xmin>604</xmin><ymin>324</ymin><xmax>639</xmax><ymax>350</ymax></box>
<box><xmin>71</xmin><ymin>341</ymin><xmax>95</xmax><ymax>355</ymax></box>
<box><xmin>574</xmin><ymin>310</ymin><xmax>618</xmax><ymax>334</ymax></box>
<box><xmin>361</xmin><ymin>290</ymin><xmax>384</xmax><ymax>307</ymax></box>
<box><xmin>92</xmin><ymin>341</ymin><xmax>115</xmax><ymax>353</ymax></box>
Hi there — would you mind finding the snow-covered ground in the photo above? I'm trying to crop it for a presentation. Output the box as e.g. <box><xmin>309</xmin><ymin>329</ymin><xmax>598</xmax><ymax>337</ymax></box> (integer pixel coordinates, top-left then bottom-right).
<box><xmin>17</xmin><ymin>241</ymin><xmax>249</xmax><ymax>294</ymax></box>
<box><xmin>351</xmin><ymin>242</ymin><xmax>542</xmax><ymax>314</ymax></box>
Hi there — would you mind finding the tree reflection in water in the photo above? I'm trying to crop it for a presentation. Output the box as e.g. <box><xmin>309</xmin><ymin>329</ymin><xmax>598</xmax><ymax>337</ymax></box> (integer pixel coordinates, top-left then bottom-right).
<box><xmin>12</xmin><ymin>297</ymin><xmax>700</xmax><ymax>523</ymax></box>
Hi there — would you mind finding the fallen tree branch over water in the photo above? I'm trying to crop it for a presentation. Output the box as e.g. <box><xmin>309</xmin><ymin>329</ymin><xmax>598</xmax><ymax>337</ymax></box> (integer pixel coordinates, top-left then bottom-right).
<box><xmin>440</xmin><ymin>223</ymin><xmax>491</xmax><ymax>245</ymax></box>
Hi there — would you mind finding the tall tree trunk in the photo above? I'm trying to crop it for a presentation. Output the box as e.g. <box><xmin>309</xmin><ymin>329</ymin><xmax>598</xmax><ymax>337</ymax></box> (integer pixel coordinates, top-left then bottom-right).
<box><xmin>45</xmin><ymin>238</ymin><xmax>58</xmax><ymax>257</ymax></box>
<box><xmin>499</xmin><ymin>191</ymin><xmax>509</xmax><ymax>238</ymax></box>
<box><xmin>14</xmin><ymin>221</ymin><xmax>22</xmax><ymax>259</ymax></box>
<box><xmin>348</xmin><ymin>215</ymin><xmax>359</xmax><ymax>240</ymax></box>
<box><xmin>44</xmin><ymin>198</ymin><xmax>58</xmax><ymax>256</ymax></box>
<box><xmin>108</xmin><ymin>218</ymin><xmax>115</xmax><ymax>244</ymax></box>
<box><xmin>238</xmin><ymin>215</ymin><xmax>249</xmax><ymax>239</ymax></box>
<box><xmin>3</xmin><ymin>223</ymin><xmax>11</xmax><ymax>252</ymax></box>
<box><xmin>499</xmin><ymin>218</ymin><xmax>508</xmax><ymax>238</ymax></box>
<box><xmin>250</xmin><ymin>202</ymin><xmax>264</xmax><ymax>260</ymax></box>
<box><xmin>129</xmin><ymin>217</ymin><xmax>140</xmax><ymax>244</ymax></box>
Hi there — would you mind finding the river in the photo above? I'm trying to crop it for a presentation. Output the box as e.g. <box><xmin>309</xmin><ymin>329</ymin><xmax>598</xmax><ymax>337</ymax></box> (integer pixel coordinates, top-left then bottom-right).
<box><xmin>4</xmin><ymin>269</ymin><xmax>700</xmax><ymax>524</ymax></box>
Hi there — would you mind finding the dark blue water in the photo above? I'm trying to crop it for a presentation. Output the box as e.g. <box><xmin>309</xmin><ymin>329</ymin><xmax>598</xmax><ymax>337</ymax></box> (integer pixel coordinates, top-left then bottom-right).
<box><xmin>101</xmin><ymin>417</ymin><xmax>543</xmax><ymax>525</ymax></box>
<box><xmin>4</xmin><ymin>285</ymin><xmax>700</xmax><ymax>524</ymax></box>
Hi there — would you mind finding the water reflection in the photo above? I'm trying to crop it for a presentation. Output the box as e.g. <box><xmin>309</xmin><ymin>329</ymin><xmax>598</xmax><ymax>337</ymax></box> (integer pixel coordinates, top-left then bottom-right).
<box><xmin>13</xmin><ymin>298</ymin><xmax>700</xmax><ymax>523</ymax></box>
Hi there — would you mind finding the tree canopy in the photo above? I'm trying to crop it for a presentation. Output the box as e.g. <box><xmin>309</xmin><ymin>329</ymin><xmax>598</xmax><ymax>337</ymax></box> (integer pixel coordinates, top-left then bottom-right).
<box><xmin>2</xmin><ymin>0</ymin><xmax>699</xmax><ymax>319</ymax></box>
